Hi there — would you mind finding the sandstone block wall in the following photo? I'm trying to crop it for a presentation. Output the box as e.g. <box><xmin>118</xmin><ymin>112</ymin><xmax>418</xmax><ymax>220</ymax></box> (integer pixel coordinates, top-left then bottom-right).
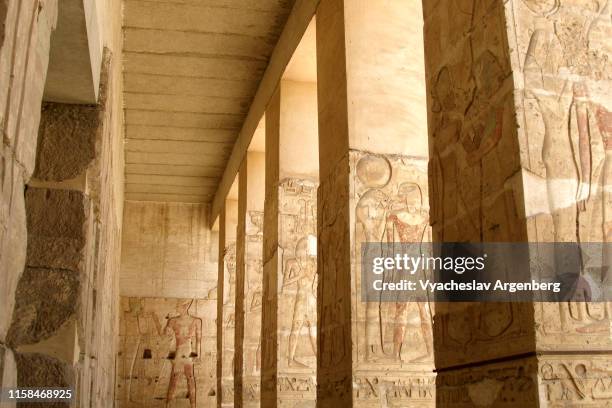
<box><xmin>120</xmin><ymin>202</ymin><xmax>218</xmax><ymax>299</ymax></box>
<box><xmin>6</xmin><ymin>53</ymin><xmax>123</xmax><ymax>407</ymax></box>
<box><xmin>0</xmin><ymin>1</ymin><xmax>58</xmax><ymax>391</ymax></box>
<box><xmin>0</xmin><ymin>0</ymin><xmax>124</xmax><ymax>405</ymax></box>
<box><xmin>117</xmin><ymin>201</ymin><xmax>219</xmax><ymax>407</ymax></box>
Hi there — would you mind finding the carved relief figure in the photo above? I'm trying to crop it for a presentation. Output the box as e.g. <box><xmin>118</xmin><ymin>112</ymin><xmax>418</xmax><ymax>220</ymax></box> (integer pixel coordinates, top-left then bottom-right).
<box><xmin>117</xmin><ymin>297</ymin><xmax>216</xmax><ymax>408</ymax></box>
<box><xmin>385</xmin><ymin>182</ymin><xmax>432</xmax><ymax>362</ymax></box>
<box><xmin>164</xmin><ymin>299</ymin><xmax>202</xmax><ymax>408</ymax></box>
<box><xmin>284</xmin><ymin>236</ymin><xmax>317</xmax><ymax>368</ymax></box>
<box><xmin>125</xmin><ymin>298</ymin><xmax>165</xmax><ymax>404</ymax></box>
<box><xmin>523</xmin><ymin>0</ymin><xmax>609</xmax><ymax>244</ymax></box>
<box><xmin>277</xmin><ymin>179</ymin><xmax>318</xmax><ymax>404</ymax></box>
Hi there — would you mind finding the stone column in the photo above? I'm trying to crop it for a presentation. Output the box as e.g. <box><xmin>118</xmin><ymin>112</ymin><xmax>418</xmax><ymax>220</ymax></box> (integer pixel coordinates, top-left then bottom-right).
<box><xmin>235</xmin><ymin>161</ymin><xmax>247</xmax><ymax>408</ymax></box>
<box><xmin>422</xmin><ymin>1</ymin><xmax>612</xmax><ymax>406</ymax></box>
<box><xmin>316</xmin><ymin>0</ymin><xmax>435</xmax><ymax>406</ymax></box>
<box><xmin>221</xmin><ymin>198</ymin><xmax>238</xmax><ymax>407</ymax></box>
<box><xmin>240</xmin><ymin>151</ymin><xmax>265</xmax><ymax>407</ymax></box>
<box><xmin>216</xmin><ymin>207</ymin><xmax>226</xmax><ymax>408</ymax></box>
<box><xmin>261</xmin><ymin>80</ymin><xmax>319</xmax><ymax>407</ymax></box>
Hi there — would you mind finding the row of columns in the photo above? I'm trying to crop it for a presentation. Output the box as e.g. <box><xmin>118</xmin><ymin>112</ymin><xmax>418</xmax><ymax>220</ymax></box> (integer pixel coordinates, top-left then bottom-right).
<box><xmin>216</xmin><ymin>0</ymin><xmax>611</xmax><ymax>407</ymax></box>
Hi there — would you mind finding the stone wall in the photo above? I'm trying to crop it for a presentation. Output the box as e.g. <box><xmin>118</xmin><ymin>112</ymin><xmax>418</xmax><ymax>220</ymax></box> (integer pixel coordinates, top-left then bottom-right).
<box><xmin>117</xmin><ymin>201</ymin><xmax>219</xmax><ymax>407</ymax></box>
<box><xmin>120</xmin><ymin>201</ymin><xmax>218</xmax><ymax>299</ymax></box>
<box><xmin>5</xmin><ymin>52</ymin><xmax>123</xmax><ymax>407</ymax></box>
<box><xmin>0</xmin><ymin>0</ymin><xmax>58</xmax><ymax>391</ymax></box>
<box><xmin>0</xmin><ymin>0</ymin><xmax>124</xmax><ymax>404</ymax></box>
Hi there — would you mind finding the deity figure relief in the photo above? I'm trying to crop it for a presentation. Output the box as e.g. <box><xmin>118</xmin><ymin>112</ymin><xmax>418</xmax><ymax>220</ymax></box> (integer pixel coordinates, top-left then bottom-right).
<box><xmin>358</xmin><ymin>189</ymin><xmax>390</xmax><ymax>361</ymax></box>
<box><xmin>162</xmin><ymin>299</ymin><xmax>202</xmax><ymax>408</ymax></box>
<box><xmin>523</xmin><ymin>1</ymin><xmax>609</xmax><ymax>242</ymax></box>
<box><xmin>356</xmin><ymin>189</ymin><xmax>389</xmax><ymax>242</ymax></box>
<box><xmin>523</xmin><ymin>1</ymin><xmax>611</xmax><ymax>301</ymax></box>
<box><xmin>283</xmin><ymin>235</ymin><xmax>317</xmax><ymax>368</ymax></box>
<box><xmin>125</xmin><ymin>298</ymin><xmax>165</xmax><ymax>404</ymax></box>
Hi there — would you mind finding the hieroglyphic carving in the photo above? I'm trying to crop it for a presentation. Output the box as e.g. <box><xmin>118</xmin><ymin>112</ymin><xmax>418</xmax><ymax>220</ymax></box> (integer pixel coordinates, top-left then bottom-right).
<box><xmin>354</xmin><ymin>374</ymin><xmax>434</xmax><ymax>406</ymax></box>
<box><xmin>350</xmin><ymin>151</ymin><xmax>435</xmax><ymax>406</ymax></box>
<box><xmin>538</xmin><ymin>355</ymin><xmax>612</xmax><ymax>405</ymax></box>
<box><xmin>277</xmin><ymin>178</ymin><xmax>317</xmax><ymax>407</ymax></box>
<box><xmin>116</xmin><ymin>297</ymin><xmax>216</xmax><ymax>407</ymax></box>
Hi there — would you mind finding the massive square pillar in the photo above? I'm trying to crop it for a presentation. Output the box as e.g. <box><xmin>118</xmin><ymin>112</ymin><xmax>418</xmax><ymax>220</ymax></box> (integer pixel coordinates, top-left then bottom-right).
<box><xmin>216</xmin><ymin>207</ymin><xmax>226</xmax><ymax>408</ymax></box>
<box><xmin>261</xmin><ymin>80</ymin><xmax>319</xmax><ymax>408</ymax></box>
<box><xmin>316</xmin><ymin>0</ymin><xmax>434</xmax><ymax>406</ymax></box>
<box><xmin>235</xmin><ymin>151</ymin><xmax>266</xmax><ymax>407</ymax></box>
<box><xmin>220</xmin><ymin>198</ymin><xmax>238</xmax><ymax>407</ymax></box>
<box><xmin>422</xmin><ymin>1</ymin><xmax>612</xmax><ymax>406</ymax></box>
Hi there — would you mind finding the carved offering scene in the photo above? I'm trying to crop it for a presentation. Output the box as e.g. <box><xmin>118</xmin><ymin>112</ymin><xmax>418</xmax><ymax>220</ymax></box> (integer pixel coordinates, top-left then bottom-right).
<box><xmin>116</xmin><ymin>297</ymin><xmax>217</xmax><ymax>408</ymax></box>
<box><xmin>350</xmin><ymin>151</ymin><xmax>436</xmax><ymax>407</ymax></box>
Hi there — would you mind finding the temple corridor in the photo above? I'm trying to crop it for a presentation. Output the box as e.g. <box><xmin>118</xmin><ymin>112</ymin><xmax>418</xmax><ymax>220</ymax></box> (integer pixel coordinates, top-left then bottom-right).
<box><xmin>0</xmin><ymin>0</ymin><xmax>610</xmax><ymax>407</ymax></box>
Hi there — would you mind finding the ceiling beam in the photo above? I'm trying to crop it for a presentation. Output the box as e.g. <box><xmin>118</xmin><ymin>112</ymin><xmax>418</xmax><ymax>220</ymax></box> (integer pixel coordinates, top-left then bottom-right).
<box><xmin>209</xmin><ymin>0</ymin><xmax>320</xmax><ymax>226</ymax></box>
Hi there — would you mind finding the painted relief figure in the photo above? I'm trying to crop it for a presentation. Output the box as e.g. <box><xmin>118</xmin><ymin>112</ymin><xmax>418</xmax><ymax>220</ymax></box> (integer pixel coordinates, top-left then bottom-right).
<box><xmin>283</xmin><ymin>235</ymin><xmax>317</xmax><ymax>368</ymax></box>
<box><xmin>163</xmin><ymin>299</ymin><xmax>202</xmax><ymax>408</ymax></box>
<box><xmin>385</xmin><ymin>182</ymin><xmax>432</xmax><ymax>362</ymax></box>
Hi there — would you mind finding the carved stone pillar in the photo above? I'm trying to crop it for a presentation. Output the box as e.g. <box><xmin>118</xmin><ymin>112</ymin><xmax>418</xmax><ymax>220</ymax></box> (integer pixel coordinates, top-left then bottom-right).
<box><xmin>221</xmin><ymin>198</ymin><xmax>238</xmax><ymax>407</ymax></box>
<box><xmin>240</xmin><ymin>151</ymin><xmax>266</xmax><ymax>407</ymax></box>
<box><xmin>235</xmin><ymin>161</ymin><xmax>247</xmax><ymax>408</ymax></box>
<box><xmin>261</xmin><ymin>80</ymin><xmax>319</xmax><ymax>408</ymax></box>
<box><xmin>316</xmin><ymin>0</ymin><xmax>435</xmax><ymax>406</ymax></box>
<box><xmin>217</xmin><ymin>207</ymin><xmax>225</xmax><ymax>408</ymax></box>
<box><xmin>423</xmin><ymin>1</ymin><xmax>612</xmax><ymax>406</ymax></box>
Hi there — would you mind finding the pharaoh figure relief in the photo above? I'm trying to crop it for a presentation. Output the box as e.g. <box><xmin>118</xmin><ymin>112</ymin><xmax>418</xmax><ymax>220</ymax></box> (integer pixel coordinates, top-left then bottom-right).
<box><xmin>284</xmin><ymin>235</ymin><xmax>317</xmax><ymax>368</ymax></box>
<box><xmin>165</xmin><ymin>299</ymin><xmax>203</xmax><ymax>408</ymax></box>
<box><xmin>278</xmin><ymin>178</ymin><xmax>318</xmax><ymax>405</ymax></box>
<box><xmin>515</xmin><ymin>0</ymin><xmax>612</xmax><ymax>344</ymax></box>
<box><xmin>117</xmin><ymin>297</ymin><xmax>216</xmax><ymax>408</ymax></box>
<box><xmin>352</xmin><ymin>152</ymin><xmax>433</xmax><ymax>366</ymax></box>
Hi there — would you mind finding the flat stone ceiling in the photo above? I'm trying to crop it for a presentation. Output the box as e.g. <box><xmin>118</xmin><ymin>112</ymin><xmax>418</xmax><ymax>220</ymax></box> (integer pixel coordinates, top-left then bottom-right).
<box><xmin>122</xmin><ymin>0</ymin><xmax>295</xmax><ymax>203</ymax></box>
